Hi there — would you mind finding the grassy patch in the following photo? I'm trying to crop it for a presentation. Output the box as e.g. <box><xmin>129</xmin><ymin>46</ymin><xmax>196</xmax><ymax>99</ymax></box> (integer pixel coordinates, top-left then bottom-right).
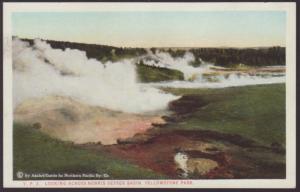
<box><xmin>136</xmin><ymin>63</ymin><xmax>184</xmax><ymax>83</ymax></box>
<box><xmin>13</xmin><ymin>123</ymin><xmax>166</xmax><ymax>180</ymax></box>
<box><xmin>163</xmin><ymin>84</ymin><xmax>285</xmax><ymax>146</ymax></box>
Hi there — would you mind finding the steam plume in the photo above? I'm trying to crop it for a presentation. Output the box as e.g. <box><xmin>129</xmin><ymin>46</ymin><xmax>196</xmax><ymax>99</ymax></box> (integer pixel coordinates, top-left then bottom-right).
<box><xmin>13</xmin><ymin>38</ymin><xmax>178</xmax><ymax>114</ymax></box>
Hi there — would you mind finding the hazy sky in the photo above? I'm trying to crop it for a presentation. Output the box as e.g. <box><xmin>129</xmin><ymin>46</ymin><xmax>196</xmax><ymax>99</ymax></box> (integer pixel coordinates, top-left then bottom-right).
<box><xmin>12</xmin><ymin>11</ymin><xmax>286</xmax><ymax>48</ymax></box>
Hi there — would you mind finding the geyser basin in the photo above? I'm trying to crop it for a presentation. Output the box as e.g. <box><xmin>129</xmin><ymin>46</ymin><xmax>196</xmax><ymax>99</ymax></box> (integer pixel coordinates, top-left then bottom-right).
<box><xmin>137</xmin><ymin>50</ymin><xmax>285</xmax><ymax>89</ymax></box>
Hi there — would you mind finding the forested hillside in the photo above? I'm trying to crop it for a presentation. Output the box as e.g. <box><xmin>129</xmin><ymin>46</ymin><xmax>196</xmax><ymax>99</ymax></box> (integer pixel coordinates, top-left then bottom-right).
<box><xmin>19</xmin><ymin>37</ymin><xmax>285</xmax><ymax>67</ymax></box>
<box><xmin>20</xmin><ymin>38</ymin><xmax>147</xmax><ymax>62</ymax></box>
<box><xmin>164</xmin><ymin>47</ymin><xmax>285</xmax><ymax>67</ymax></box>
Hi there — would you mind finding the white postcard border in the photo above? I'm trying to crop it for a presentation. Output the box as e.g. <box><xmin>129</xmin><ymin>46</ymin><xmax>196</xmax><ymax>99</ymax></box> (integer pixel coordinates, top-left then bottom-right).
<box><xmin>3</xmin><ymin>2</ymin><xmax>296</xmax><ymax>188</ymax></box>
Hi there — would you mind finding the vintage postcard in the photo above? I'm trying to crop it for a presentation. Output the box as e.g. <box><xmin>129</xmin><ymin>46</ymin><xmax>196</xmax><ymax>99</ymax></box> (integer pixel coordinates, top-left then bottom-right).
<box><xmin>3</xmin><ymin>2</ymin><xmax>296</xmax><ymax>189</ymax></box>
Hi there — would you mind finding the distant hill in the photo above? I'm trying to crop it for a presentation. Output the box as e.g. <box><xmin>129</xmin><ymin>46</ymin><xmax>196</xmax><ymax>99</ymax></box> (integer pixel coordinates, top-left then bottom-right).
<box><xmin>159</xmin><ymin>47</ymin><xmax>285</xmax><ymax>67</ymax></box>
<box><xmin>19</xmin><ymin>37</ymin><xmax>147</xmax><ymax>63</ymax></box>
<box><xmin>18</xmin><ymin>37</ymin><xmax>285</xmax><ymax>67</ymax></box>
<box><xmin>190</xmin><ymin>47</ymin><xmax>285</xmax><ymax>67</ymax></box>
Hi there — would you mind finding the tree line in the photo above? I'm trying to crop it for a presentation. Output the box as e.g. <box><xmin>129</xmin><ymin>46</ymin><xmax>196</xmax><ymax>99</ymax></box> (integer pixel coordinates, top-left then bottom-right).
<box><xmin>161</xmin><ymin>47</ymin><xmax>285</xmax><ymax>67</ymax></box>
<box><xmin>19</xmin><ymin>38</ymin><xmax>147</xmax><ymax>62</ymax></box>
<box><xmin>19</xmin><ymin>37</ymin><xmax>285</xmax><ymax>67</ymax></box>
<box><xmin>190</xmin><ymin>47</ymin><xmax>285</xmax><ymax>67</ymax></box>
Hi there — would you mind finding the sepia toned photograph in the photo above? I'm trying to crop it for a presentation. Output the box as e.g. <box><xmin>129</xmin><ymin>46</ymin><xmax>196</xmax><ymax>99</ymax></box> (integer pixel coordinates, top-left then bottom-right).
<box><xmin>2</xmin><ymin>2</ymin><xmax>296</xmax><ymax>189</ymax></box>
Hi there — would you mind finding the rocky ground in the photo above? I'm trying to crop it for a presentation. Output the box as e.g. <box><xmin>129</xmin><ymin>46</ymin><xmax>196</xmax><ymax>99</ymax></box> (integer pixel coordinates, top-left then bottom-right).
<box><xmin>80</xmin><ymin>94</ymin><xmax>285</xmax><ymax>179</ymax></box>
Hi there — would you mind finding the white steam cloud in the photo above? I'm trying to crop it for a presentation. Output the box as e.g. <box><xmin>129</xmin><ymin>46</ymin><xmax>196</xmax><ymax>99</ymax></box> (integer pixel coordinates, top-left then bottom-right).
<box><xmin>13</xmin><ymin>38</ymin><xmax>178</xmax><ymax>113</ymax></box>
<box><xmin>141</xmin><ymin>51</ymin><xmax>212</xmax><ymax>80</ymax></box>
